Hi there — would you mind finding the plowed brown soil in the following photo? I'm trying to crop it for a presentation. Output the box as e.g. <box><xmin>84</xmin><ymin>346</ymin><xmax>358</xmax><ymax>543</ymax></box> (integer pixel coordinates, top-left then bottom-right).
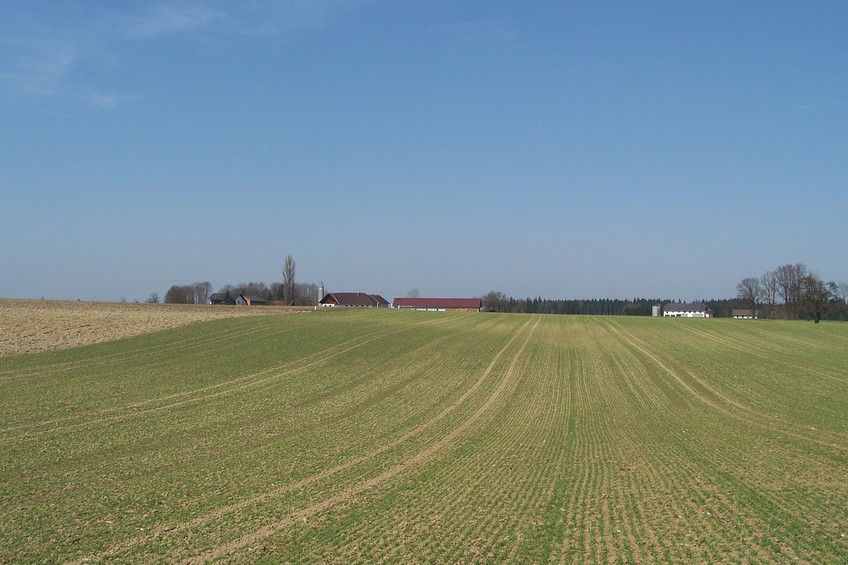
<box><xmin>0</xmin><ymin>299</ymin><xmax>296</xmax><ymax>356</ymax></box>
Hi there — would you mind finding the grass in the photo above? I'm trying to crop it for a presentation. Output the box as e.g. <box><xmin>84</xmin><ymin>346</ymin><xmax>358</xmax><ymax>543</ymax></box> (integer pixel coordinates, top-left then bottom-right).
<box><xmin>1</xmin><ymin>309</ymin><xmax>846</xmax><ymax>563</ymax></box>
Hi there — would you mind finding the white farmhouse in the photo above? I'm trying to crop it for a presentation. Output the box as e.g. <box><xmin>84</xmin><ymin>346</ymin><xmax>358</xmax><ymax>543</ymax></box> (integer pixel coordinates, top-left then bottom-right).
<box><xmin>662</xmin><ymin>302</ymin><xmax>711</xmax><ymax>318</ymax></box>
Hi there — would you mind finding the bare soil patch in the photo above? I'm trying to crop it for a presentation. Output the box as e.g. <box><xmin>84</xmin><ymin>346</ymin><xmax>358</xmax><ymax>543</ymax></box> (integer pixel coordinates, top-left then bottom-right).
<box><xmin>0</xmin><ymin>300</ymin><xmax>301</xmax><ymax>356</ymax></box>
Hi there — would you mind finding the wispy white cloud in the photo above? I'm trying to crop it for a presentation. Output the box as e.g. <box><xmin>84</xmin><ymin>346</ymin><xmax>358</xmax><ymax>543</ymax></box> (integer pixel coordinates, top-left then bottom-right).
<box><xmin>1</xmin><ymin>1</ymin><xmax>368</xmax><ymax>108</ymax></box>
<box><xmin>0</xmin><ymin>33</ymin><xmax>131</xmax><ymax>108</ymax></box>
<box><xmin>124</xmin><ymin>2</ymin><xmax>228</xmax><ymax>38</ymax></box>
<box><xmin>0</xmin><ymin>35</ymin><xmax>80</xmax><ymax>96</ymax></box>
<box><xmin>0</xmin><ymin>5</ymin><xmax>114</xmax><ymax>107</ymax></box>
<box><xmin>149</xmin><ymin>0</ymin><xmax>373</xmax><ymax>39</ymax></box>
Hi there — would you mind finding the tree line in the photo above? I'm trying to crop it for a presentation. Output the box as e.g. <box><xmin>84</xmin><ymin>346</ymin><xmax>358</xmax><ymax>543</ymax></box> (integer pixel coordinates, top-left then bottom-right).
<box><xmin>479</xmin><ymin>293</ymin><xmax>756</xmax><ymax>317</ymax></box>
<box><xmin>158</xmin><ymin>255</ymin><xmax>845</xmax><ymax>321</ymax></box>
<box><xmin>481</xmin><ymin>261</ymin><xmax>846</xmax><ymax>321</ymax></box>
<box><xmin>737</xmin><ymin>263</ymin><xmax>847</xmax><ymax>323</ymax></box>
<box><xmin>163</xmin><ymin>281</ymin><xmax>212</xmax><ymax>305</ymax></box>
<box><xmin>481</xmin><ymin>292</ymin><xmax>656</xmax><ymax>315</ymax></box>
<box><xmin>161</xmin><ymin>280</ymin><xmax>320</xmax><ymax>306</ymax></box>
<box><xmin>161</xmin><ymin>255</ymin><xmax>320</xmax><ymax>306</ymax></box>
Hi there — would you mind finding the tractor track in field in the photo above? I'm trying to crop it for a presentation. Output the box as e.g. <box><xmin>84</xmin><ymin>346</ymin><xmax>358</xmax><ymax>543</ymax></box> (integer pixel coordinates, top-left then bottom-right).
<box><xmin>8</xmin><ymin>315</ymin><xmax>848</xmax><ymax>563</ymax></box>
<box><xmin>68</xmin><ymin>317</ymin><xmax>540</xmax><ymax>564</ymax></box>
<box><xmin>553</xmin><ymin>324</ymin><xmax>781</xmax><ymax>563</ymax></box>
<box><xmin>674</xmin><ymin>321</ymin><xmax>847</xmax><ymax>385</ymax></box>
<box><xmin>665</xmin><ymin>322</ymin><xmax>848</xmax><ymax>428</ymax></box>
<box><xmin>417</xmin><ymin>325</ymin><xmax>562</xmax><ymax>563</ymax></box>
<box><xmin>744</xmin><ymin>322</ymin><xmax>845</xmax><ymax>350</ymax></box>
<box><xmin>0</xmin><ymin>326</ymin><xmax>386</xmax><ymax>439</ymax></box>
<box><xmin>0</xmin><ymin>331</ymin><xmax>459</xmax><ymax>494</ymax></box>
<box><xmin>602</xmin><ymin>319</ymin><xmax>848</xmax><ymax>451</ymax></box>
<box><xmin>0</xmin><ymin>316</ymin><xmax>454</xmax><ymax>443</ymax></box>
<box><xmin>0</xmin><ymin>316</ymin><xmax>285</xmax><ymax>382</ymax></box>
<box><xmin>0</xmin><ymin>300</ymin><xmax>299</xmax><ymax>359</ymax></box>
<box><xmin>611</xmin><ymin>375</ymin><xmax>842</xmax><ymax>560</ymax></box>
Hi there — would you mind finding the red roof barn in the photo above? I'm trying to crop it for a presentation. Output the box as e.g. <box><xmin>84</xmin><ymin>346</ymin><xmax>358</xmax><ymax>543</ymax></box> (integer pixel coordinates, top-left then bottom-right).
<box><xmin>319</xmin><ymin>292</ymin><xmax>389</xmax><ymax>308</ymax></box>
<box><xmin>392</xmin><ymin>297</ymin><xmax>481</xmax><ymax>312</ymax></box>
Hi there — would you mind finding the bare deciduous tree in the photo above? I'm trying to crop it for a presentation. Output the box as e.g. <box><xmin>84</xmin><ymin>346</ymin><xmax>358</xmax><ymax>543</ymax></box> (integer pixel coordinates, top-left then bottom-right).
<box><xmin>194</xmin><ymin>281</ymin><xmax>212</xmax><ymax>305</ymax></box>
<box><xmin>774</xmin><ymin>263</ymin><xmax>807</xmax><ymax>319</ymax></box>
<box><xmin>282</xmin><ymin>255</ymin><xmax>296</xmax><ymax>306</ymax></box>
<box><xmin>736</xmin><ymin>277</ymin><xmax>761</xmax><ymax>318</ymax></box>
<box><xmin>165</xmin><ymin>285</ymin><xmax>191</xmax><ymax>304</ymax></box>
<box><xmin>800</xmin><ymin>273</ymin><xmax>832</xmax><ymax>323</ymax></box>
<box><xmin>236</xmin><ymin>282</ymin><xmax>270</xmax><ymax>299</ymax></box>
<box><xmin>835</xmin><ymin>282</ymin><xmax>848</xmax><ymax>321</ymax></box>
<box><xmin>295</xmin><ymin>282</ymin><xmax>319</xmax><ymax>306</ymax></box>
<box><xmin>165</xmin><ymin>282</ymin><xmax>212</xmax><ymax>304</ymax></box>
<box><xmin>482</xmin><ymin>291</ymin><xmax>507</xmax><ymax>312</ymax></box>
<box><xmin>760</xmin><ymin>270</ymin><xmax>779</xmax><ymax>319</ymax></box>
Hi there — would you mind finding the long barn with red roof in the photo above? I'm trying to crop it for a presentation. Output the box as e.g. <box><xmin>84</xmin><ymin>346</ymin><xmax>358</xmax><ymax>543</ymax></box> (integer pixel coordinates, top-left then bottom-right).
<box><xmin>392</xmin><ymin>297</ymin><xmax>481</xmax><ymax>312</ymax></box>
<box><xmin>319</xmin><ymin>292</ymin><xmax>389</xmax><ymax>308</ymax></box>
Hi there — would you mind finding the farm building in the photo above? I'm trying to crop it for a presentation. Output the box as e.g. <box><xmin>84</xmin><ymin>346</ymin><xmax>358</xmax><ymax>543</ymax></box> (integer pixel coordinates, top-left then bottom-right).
<box><xmin>392</xmin><ymin>298</ymin><xmax>482</xmax><ymax>312</ymax></box>
<box><xmin>319</xmin><ymin>292</ymin><xmax>389</xmax><ymax>308</ymax></box>
<box><xmin>208</xmin><ymin>292</ymin><xmax>267</xmax><ymax>306</ymax></box>
<box><xmin>235</xmin><ymin>294</ymin><xmax>267</xmax><ymax>306</ymax></box>
<box><xmin>662</xmin><ymin>302</ymin><xmax>711</xmax><ymax>318</ymax></box>
<box><xmin>209</xmin><ymin>292</ymin><xmax>268</xmax><ymax>306</ymax></box>
<box><xmin>732</xmin><ymin>309</ymin><xmax>759</xmax><ymax>319</ymax></box>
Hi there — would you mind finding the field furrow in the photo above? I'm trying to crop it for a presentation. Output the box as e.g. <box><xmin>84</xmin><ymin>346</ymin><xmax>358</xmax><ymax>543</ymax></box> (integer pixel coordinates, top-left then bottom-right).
<box><xmin>0</xmin><ymin>315</ymin><xmax>455</xmax><ymax>442</ymax></box>
<box><xmin>0</xmin><ymin>315</ymin><xmax>286</xmax><ymax>383</ymax></box>
<box><xmin>181</xmin><ymin>318</ymin><xmax>540</xmax><ymax>563</ymax></box>
<box><xmin>52</xmin><ymin>317</ymin><xmax>536</xmax><ymax>563</ymax></box>
<box><xmin>603</xmin><ymin>319</ymin><xmax>848</xmax><ymax>451</ymax></box>
<box><xmin>1</xmin><ymin>309</ymin><xmax>846</xmax><ymax>563</ymax></box>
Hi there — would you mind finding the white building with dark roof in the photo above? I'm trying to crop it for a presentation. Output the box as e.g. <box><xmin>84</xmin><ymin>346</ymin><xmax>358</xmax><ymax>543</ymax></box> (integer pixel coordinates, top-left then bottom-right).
<box><xmin>662</xmin><ymin>302</ymin><xmax>711</xmax><ymax>318</ymax></box>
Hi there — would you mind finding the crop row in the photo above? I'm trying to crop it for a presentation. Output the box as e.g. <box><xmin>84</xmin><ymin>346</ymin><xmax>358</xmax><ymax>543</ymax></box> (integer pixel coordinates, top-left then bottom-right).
<box><xmin>1</xmin><ymin>311</ymin><xmax>846</xmax><ymax>562</ymax></box>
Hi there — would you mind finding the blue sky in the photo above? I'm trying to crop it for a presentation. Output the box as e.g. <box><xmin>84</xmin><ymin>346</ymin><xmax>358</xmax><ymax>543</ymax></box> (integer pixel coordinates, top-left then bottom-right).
<box><xmin>2</xmin><ymin>1</ymin><xmax>846</xmax><ymax>302</ymax></box>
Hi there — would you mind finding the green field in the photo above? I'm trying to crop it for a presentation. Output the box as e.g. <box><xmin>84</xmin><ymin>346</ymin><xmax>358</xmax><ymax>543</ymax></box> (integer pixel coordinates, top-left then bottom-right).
<box><xmin>1</xmin><ymin>310</ymin><xmax>847</xmax><ymax>563</ymax></box>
